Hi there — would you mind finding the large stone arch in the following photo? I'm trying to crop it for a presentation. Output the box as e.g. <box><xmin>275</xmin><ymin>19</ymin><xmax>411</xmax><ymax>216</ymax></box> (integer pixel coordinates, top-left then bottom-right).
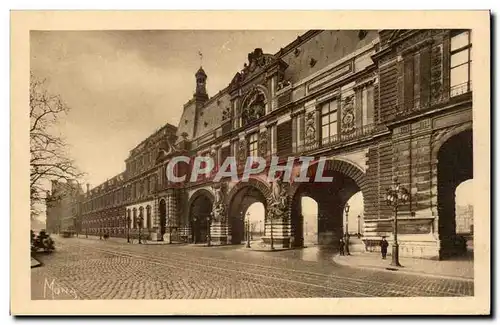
<box><xmin>289</xmin><ymin>158</ymin><xmax>367</xmax><ymax>200</ymax></box>
<box><xmin>186</xmin><ymin>188</ymin><xmax>215</xmax><ymax>243</ymax></box>
<box><xmin>186</xmin><ymin>188</ymin><xmax>215</xmax><ymax>218</ymax></box>
<box><xmin>430</xmin><ymin>122</ymin><xmax>473</xmax><ymax>227</ymax></box>
<box><xmin>226</xmin><ymin>178</ymin><xmax>271</xmax><ymax>244</ymax></box>
<box><xmin>288</xmin><ymin>158</ymin><xmax>367</xmax><ymax>247</ymax></box>
<box><xmin>431</xmin><ymin>124</ymin><xmax>473</xmax><ymax>259</ymax></box>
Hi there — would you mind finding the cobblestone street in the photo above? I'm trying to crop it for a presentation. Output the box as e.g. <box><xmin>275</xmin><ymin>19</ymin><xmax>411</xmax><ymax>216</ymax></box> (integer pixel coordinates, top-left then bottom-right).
<box><xmin>31</xmin><ymin>237</ymin><xmax>474</xmax><ymax>300</ymax></box>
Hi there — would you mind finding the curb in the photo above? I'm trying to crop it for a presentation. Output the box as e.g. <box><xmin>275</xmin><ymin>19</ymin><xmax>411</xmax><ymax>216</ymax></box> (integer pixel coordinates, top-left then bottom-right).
<box><xmin>31</xmin><ymin>256</ymin><xmax>42</xmax><ymax>268</ymax></box>
<box><xmin>333</xmin><ymin>255</ymin><xmax>474</xmax><ymax>282</ymax></box>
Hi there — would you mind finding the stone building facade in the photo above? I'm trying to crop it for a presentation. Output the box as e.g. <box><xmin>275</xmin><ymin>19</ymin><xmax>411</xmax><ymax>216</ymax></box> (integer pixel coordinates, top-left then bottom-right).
<box><xmin>46</xmin><ymin>180</ymin><xmax>83</xmax><ymax>234</ymax></box>
<box><xmin>74</xmin><ymin>29</ymin><xmax>473</xmax><ymax>260</ymax></box>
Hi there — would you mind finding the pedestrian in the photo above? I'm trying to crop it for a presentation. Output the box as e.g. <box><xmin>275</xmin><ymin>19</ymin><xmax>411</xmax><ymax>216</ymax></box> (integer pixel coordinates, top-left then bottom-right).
<box><xmin>339</xmin><ymin>238</ymin><xmax>345</xmax><ymax>256</ymax></box>
<box><xmin>380</xmin><ymin>236</ymin><xmax>389</xmax><ymax>259</ymax></box>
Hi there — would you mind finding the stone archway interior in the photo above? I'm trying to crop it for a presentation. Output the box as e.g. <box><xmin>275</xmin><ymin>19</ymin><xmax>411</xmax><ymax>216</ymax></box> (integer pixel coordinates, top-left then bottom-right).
<box><xmin>437</xmin><ymin>129</ymin><xmax>473</xmax><ymax>259</ymax></box>
<box><xmin>301</xmin><ymin>196</ymin><xmax>318</xmax><ymax>245</ymax></box>
<box><xmin>190</xmin><ymin>194</ymin><xmax>213</xmax><ymax>243</ymax></box>
<box><xmin>290</xmin><ymin>169</ymin><xmax>362</xmax><ymax>248</ymax></box>
<box><xmin>228</xmin><ymin>186</ymin><xmax>267</xmax><ymax>245</ymax></box>
<box><xmin>159</xmin><ymin>199</ymin><xmax>167</xmax><ymax>239</ymax></box>
<box><xmin>244</xmin><ymin>202</ymin><xmax>265</xmax><ymax>240</ymax></box>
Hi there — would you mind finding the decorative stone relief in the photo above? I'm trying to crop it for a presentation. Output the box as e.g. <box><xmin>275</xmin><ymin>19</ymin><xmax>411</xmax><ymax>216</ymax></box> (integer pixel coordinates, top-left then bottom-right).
<box><xmin>258</xmin><ymin>130</ymin><xmax>268</xmax><ymax>157</ymax></box>
<box><xmin>341</xmin><ymin>94</ymin><xmax>356</xmax><ymax>134</ymax></box>
<box><xmin>211</xmin><ymin>183</ymin><xmax>227</xmax><ymax>223</ymax></box>
<box><xmin>237</xmin><ymin>138</ymin><xmax>247</xmax><ymax>166</ymax></box>
<box><xmin>277</xmin><ymin>79</ymin><xmax>291</xmax><ymax>91</ymax></box>
<box><xmin>229</xmin><ymin>48</ymin><xmax>275</xmax><ymax>87</ymax></box>
<box><xmin>241</xmin><ymin>88</ymin><xmax>266</xmax><ymax>125</ymax></box>
<box><xmin>305</xmin><ymin>111</ymin><xmax>317</xmax><ymax>145</ymax></box>
<box><xmin>268</xmin><ymin>173</ymin><xmax>290</xmax><ymax>222</ymax></box>
<box><xmin>430</xmin><ymin>45</ymin><xmax>443</xmax><ymax>103</ymax></box>
<box><xmin>221</xmin><ymin>106</ymin><xmax>232</xmax><ymax>121</ymax></box>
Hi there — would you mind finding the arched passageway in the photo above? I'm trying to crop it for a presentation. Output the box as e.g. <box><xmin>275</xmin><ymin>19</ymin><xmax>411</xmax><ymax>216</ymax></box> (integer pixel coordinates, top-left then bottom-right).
<box><xmin>290</xmin><ymin>159</ymin><xmax>366</xmax><ymax>248</ymax></box>
<box><xmin>437</xmin><ymin>129</ymin><xmax>473</xmax><ymax>259</ymax></box>
<box><xmin>189</xmin><ymin>192</ymin><xmax>214</xmax><ymax>244</ymax></box>
<box><xmin>227</xmin><ymin>180</ymin><xmax>269</xmax><ymax>245</ymax></box>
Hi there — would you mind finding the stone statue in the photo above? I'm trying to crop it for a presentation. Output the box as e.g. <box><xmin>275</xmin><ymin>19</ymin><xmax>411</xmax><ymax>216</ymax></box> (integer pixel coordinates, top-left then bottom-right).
<box><xmin>268</xmin><ymin>174</ymin><xmax>289</xmax><ymax>221</ymax></box>
<box><xmin>211</xmin><ymin>183</ymin><xmax>227</xmax><ymax>223</ymax></box>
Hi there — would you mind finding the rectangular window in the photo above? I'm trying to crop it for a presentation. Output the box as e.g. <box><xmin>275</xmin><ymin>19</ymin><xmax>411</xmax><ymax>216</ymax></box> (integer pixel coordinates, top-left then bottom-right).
<box><xmin>321</xmin><ymin>99</ymin><xmax>338</xmax><ymax>145</ymax></box>
<box><xmin>248</xmin><ymin>133</ymin><xmax>259</xmax><ymax>157</ymax></box>
<box><xmin>293</xmin><ymin>113</ymin><xmax>305</xmax><ymax>152</ymax></box>
<box><xmin>450</xmin><ymin>30</ymin><xmax>472</xmax><ymax>97</ymax></box>
<box><xmin>362</xmin><ymin>85</ymin><xmax>375</xmax><ymax>126</ymax></box>
<box><xmin>270</xmin><ymin>125</ymin><xmax>277</xmax><ymax>155</ymax></box>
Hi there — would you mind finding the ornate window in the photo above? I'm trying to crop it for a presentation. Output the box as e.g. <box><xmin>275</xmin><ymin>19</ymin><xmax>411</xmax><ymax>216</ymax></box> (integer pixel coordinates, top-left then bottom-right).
<box><xmin>321</xmin><ymin>99</ymin><xmax>339</xmax><ymax>145</ymax></box>
<box><xmin>450</xmin><ymin>30</ymin><xmax>472</xmax><ymax>96</ymax></box>
<box><xmin>241</xmin><ymin>89</ymin><xmax>266</xmax><ymax>125</ymax></box>
<box><xmin>248</xmin><ymin>133</ymin><xmax>259</xmax><ymax>157</ymax></box>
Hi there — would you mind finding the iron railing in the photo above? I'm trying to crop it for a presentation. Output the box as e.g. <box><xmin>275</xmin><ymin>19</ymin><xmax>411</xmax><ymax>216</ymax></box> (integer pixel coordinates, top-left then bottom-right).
<box><xmin>396</xmin><ymin>81</ymin><xmax>472</xmax><ymax>116</ymax></box>
<box><xmin>295</xmin><ymin>123</ymin><xmax>376</xmax><ymax>153</ymax></box>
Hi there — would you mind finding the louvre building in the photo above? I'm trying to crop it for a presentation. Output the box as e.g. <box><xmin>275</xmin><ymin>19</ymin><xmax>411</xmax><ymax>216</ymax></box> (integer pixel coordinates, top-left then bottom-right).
<box><xmin>47</xmin><ymin>29</ymin><xmax>473</xmax><ymax>260</ymax></box>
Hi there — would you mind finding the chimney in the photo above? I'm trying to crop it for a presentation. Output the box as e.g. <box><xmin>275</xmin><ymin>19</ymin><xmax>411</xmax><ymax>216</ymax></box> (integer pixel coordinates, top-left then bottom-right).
<box><xmin>86</xmin><ymin>183</ymin><xmax>90</xmax><ymax>193</ymax></box>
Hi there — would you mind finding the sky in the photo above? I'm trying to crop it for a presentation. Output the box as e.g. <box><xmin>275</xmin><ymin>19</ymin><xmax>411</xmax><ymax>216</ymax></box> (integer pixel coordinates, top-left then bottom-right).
<box><xmin>30</xmin><ymin>30</ymin><xmax>306</xmax><ymax>188</ymax></box>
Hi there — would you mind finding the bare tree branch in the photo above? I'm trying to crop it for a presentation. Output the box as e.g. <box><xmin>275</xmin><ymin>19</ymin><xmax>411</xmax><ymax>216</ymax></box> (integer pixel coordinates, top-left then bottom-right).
<box><xmin>30</xmin><ymin>72</ymin><xmax>86</xmax><ymax>218</ymax></box>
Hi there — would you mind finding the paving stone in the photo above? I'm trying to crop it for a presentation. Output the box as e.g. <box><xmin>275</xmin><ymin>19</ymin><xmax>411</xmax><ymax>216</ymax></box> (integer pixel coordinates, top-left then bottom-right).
<box><xmin>31</xmin><ymin>237</ymin><xmax>474</xmax><ymax>300</ymax></box>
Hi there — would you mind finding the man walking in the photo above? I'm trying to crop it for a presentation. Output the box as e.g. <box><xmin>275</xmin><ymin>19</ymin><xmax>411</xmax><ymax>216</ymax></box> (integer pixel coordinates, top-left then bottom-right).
<box><xmin>339</xmin><ymin>238</ymin><xmax>345</xmax><ymax>256</ymax></box>
<box><xmin>380</xmin><ymin>236</ymin><xmax>389</xmax><ymax>259</ymax></box>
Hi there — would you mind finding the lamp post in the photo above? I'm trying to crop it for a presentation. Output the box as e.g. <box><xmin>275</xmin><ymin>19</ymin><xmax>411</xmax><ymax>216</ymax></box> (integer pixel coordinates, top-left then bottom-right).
<box><xmin>193</xmin><ymin>216</ymin><xmax>197</xmax><ymax>244</ymax></box>
<box><xmin>126</xmin><ymin>214</ymin><xmax>131</xmax><ymax>243</ymax></box>
<box><xmin>246</xmin><ymin>211</ymin><xmax>251</xmax><ymax>248</ymax></box>
<box><xmin>344</xmin><ymin>203</ymin><xmax>351</xmax><ymax>256</ymax></box>
<box><xmin>357</xmin><ymin>215</ymin><xmax>361</xmax><ymax>238</ymax></box>
<box><xmin>386</xmin><ymin>176</ymin><xmax>410</xmax><ymax>267</ymax></box>
<box><xmin>137</xmin><ymin>215</ymin><xmax>144</xmax><ymax>244</ymax></box>
<box><xmin>207</xmin><ymin>213</ymin><xmax>212</xmax><ymax>247</ymax></box>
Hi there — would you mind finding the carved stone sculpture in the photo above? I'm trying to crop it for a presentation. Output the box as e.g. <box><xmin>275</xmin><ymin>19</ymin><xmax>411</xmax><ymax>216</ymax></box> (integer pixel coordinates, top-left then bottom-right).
<box><xmin>341</xmin><ymin>95</ymin><xmax>356</xmax><ymax>134</ymax></box>
<box><xmin>305</xmin><ymin>111</ymin><xmax>316</xmax><ymax>145</ymax></box>
<box><xmin>258</xmin><ymin>130</ymin><xmax>268</xmax><ymax>157</ymax></box>
<box><xmin>211</xmin><ymin>183</ymin><xmax>227</xmax><ymax>223</ymax></box>
<box><xmin>268</xmin><ymin>174</ymin><xmax>290</xmax><ymax>222</ymax></box>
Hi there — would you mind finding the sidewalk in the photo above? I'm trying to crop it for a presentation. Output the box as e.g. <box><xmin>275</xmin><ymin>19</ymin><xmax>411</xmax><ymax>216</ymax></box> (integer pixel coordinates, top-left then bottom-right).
<box><xmin>333</xmin><ymin>252</ymin><xmax>474</xmax><ymax>281</ymax></box>
<box><xmin>31</xmin><ymin>256</ymin><xmax>41</xmax><ymax>268</ymax></box>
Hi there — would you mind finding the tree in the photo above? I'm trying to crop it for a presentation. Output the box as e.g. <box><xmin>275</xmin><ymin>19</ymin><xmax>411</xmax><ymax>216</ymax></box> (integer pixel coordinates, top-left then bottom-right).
<box><xmin>30</xmin><ymin>73</ymin><xmax>84</xmax><ymax>218</ymax></box>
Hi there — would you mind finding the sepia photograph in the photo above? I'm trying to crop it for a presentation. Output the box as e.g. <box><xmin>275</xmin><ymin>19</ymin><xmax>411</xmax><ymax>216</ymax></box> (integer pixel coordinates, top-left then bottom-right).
<box><xmin>11</xmin><ymin>10</ymin><xmax>490</xmax><ymax>315</ymax></box>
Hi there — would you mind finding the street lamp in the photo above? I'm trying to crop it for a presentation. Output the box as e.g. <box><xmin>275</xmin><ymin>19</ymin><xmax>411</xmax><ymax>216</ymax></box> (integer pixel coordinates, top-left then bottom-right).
<box><xmin>246</xmin><ymin>211</ymin><xmax>251</xmax><ymax>248</ymax></box>
<box><xmin>193</xmin><ymin>217</ymin><xmax>197</xmax><ymax>244</ymax></box>
<box><xmin>137</xmin><ymin>214</ymin><xmax>144</xmax><ymax>244</ymax></box>
<box><xmin>357</xmin><ymin>215</ymin><xmax>361</xmax><ymax>238</ymax></box>
<box><xmin>344</xmin><ymin>203</ymin><xmax>351</xmax><ymax>256</ymax></box>
<box><xmin>126</xmin><ymin>214</ymin><xmax>131</xmax><ymax>243</ymax></box>
<box><xmin>207</xmin><ymin>213</ymin><xmax>212</xmax><ymax>247</ymax></box>
<box><xmin>386</xmin><ymin>176</ymin><xmax>410</xmax><ymax>267</ymax></box>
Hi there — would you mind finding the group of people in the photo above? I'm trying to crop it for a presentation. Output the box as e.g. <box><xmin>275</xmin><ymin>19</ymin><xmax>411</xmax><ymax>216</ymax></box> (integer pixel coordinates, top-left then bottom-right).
<box><xmin>339</xmin><ymin>235</ymin><xmax>390</xmax><ymax>259</ymax></box>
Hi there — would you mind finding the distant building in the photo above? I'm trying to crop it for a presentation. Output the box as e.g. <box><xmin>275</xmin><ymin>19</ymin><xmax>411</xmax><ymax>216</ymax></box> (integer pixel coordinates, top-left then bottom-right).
<box><xmin>45</xmin><ymin>180</ymin><xmax>84</xmax><ymax>234</ymax></box>
<box><xmin>456</xmin><ymin>204</ymin><xmax>474</xmax><ymax>234</ymax></box>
